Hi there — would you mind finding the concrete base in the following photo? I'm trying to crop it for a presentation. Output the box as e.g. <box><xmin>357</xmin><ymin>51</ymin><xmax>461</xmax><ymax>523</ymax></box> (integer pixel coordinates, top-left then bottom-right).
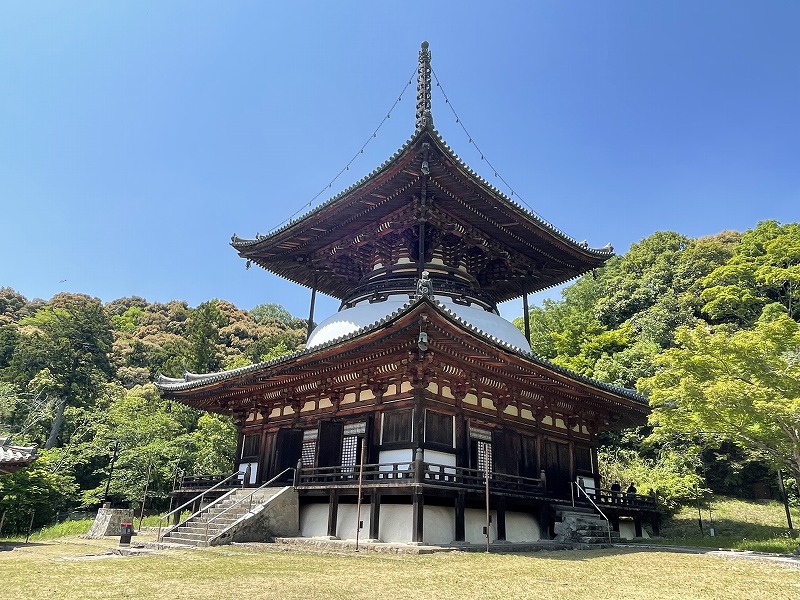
<box><xmin>85</xmin><ymin>508</ymin><xmax>135</xmax><ymax>539</ymax></box>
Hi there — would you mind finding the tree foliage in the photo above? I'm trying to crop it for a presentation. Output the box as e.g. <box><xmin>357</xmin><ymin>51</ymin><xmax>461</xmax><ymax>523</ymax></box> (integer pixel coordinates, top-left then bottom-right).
<box><xmin>9</xmin><ymin>294</ymin><xmax>113</xmax><ymax>449</ymax></box>
<box><xmin>0</xmin><ymin>289</ymin><xmax>307</xmax><ymax>532</ymax></box>
<box><xmin>0</xmin><ymin>450</ymin><xmax>78</xmax><ymax>534</ymax></box>
<box><xmin>643</xmin><ymin>303</ymin><xmax>800</xmax><ymax>482</ymax></box>
<box><xmin>598</xmin><ymin>447</ymin><xmax>705</xmax><ymax>513</ymax></box>
<box><xmin>518</xmin><ymin>222</ymin><xmax>798</xmax><ymax>504</ymax></box>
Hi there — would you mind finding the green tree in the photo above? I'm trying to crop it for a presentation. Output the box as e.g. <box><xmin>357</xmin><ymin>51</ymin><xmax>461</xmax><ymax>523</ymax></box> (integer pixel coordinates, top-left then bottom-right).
<box><xmin>191</xmin><ymin>413</ymin><xmax>237</xmax><ymax>474</ymax></box>
<box><xmin>599</xmin><ymin>447</ymin><xmax>705</xmax><ymax>513</ymax></box>
<box><xmin>643</xmin><ymin>303</ymin><xmax>800</xmax><ymax>482</ymax></box>
<box><xmin>9</xmin><ymin>294</ymin><xmax>113</xmax><ymax>449</ymax></box>
<box><xmin>0</xmin><ymin>450</ymin><xmax>78</xmax><ymax>534</ymax></box>
<box><xmin>701</xmin><ymin>221</ymin><xmax>800</xmax><ymax>325</ymax></box>
<box><xmin>80</xmin><ymin>383</ymin><xmax>197</xmax><ymax>508</ymax></box>
<box><xmin>185</xmin><ymin>300</ymin><xmax>228</xmax><ymax>373</ymax></box>
<box><xmin>595</xmin><ymin>232</ymin><xmax>690</xmax><ymax>329</ymax></box>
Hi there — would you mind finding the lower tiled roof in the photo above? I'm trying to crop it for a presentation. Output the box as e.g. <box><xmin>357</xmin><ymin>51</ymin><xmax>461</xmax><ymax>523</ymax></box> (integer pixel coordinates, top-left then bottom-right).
<box><xmin>0</xmin><ymin>437</ymin><xmax>38</xmax><ymax>474</ymax></box>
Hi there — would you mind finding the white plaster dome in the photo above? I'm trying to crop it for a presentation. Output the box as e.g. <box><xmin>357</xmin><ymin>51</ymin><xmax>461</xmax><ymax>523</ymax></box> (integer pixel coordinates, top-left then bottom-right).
<box><xmin>306</xmin><ymin>294</ymin><xmax>530</xmax><ymax>350</ymax></box>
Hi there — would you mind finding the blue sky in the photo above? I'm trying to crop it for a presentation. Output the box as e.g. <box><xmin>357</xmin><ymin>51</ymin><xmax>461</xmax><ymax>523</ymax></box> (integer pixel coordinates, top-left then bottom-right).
<box><xmin>1</xmin><ymin>1</ymin><xmax>798</xmax><ymax>322</ymax></box>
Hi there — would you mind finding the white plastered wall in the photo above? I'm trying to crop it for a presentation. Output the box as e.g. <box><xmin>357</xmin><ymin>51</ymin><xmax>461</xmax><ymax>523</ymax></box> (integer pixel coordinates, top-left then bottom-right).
<box><xmin>618</xmin><ymin>519</ymin><xmax>649</xmax><ymax>540</ymax></box>
<box><xmin>301</xmin><ymin>501</ymin><xmax>541</xmax><ymax>544</ymax></box>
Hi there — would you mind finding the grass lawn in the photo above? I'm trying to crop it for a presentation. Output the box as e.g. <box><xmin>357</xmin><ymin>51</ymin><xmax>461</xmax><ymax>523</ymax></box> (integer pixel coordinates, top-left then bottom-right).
<box><xmin>2</xmin><ymin>535</ymin><xmax>799</xmax><ymax>600</ymax></box>
<box><xmin>655</xmin><ymin>496</ymin><xmax>800</xmax><ymax>554</ymax></box>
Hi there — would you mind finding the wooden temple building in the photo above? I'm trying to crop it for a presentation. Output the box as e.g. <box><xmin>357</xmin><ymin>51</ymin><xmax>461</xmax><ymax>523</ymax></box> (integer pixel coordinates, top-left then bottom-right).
<box><xmin>157</xmin><ymin>43</ymin><xmax>658</xmax><ymax>546</ymax></box>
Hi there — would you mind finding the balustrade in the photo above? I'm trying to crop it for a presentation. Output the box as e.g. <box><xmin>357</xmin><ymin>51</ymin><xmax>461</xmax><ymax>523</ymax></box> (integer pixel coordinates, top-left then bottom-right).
<box><xmin>295</xmin><ymin>461</ymin><xmax>546</xmax><ymax>497</ymax></box>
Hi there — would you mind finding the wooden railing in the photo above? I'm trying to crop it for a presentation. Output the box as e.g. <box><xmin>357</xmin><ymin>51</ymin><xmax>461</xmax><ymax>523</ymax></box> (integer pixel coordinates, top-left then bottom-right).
<box><xmin>578</xmin><ymin>486</ymin><xmax>658</xmax><ymax>510</ymax></box>
<box><xmin>178</xmin><ymin>474</ymin><xmax>242</xmax><ymax>490</ymax></box>
<box><xmin>296</xmin><ymin>461</ymin><xmax>546</xmax><ymax>497</ymax></box>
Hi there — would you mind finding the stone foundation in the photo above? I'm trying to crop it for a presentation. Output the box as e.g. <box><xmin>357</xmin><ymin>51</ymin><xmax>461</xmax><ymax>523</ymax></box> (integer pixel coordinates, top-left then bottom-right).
<box><xmin>85</xmin><ymin>507</ymin><xmax>135</xmax><ymax>539</ymax></box>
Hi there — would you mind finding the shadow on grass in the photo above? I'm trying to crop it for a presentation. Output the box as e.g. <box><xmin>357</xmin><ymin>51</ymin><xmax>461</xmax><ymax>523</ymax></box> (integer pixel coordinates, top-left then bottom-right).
<box><xmin>508</xmin><ymin>547</ymin><xmax>641</xmax><ymax>562</ymax></box>
<box><xmin>1</xmin><ymin>541</ymin><xmax>48</xmax><ymax>549</ymax></box>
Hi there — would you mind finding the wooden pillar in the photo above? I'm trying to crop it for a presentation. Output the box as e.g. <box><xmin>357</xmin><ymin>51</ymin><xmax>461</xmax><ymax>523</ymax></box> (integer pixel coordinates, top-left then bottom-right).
<box><xmin>412</xmin><ymin>491</ymin><xmax>424</xmax><ymax>543</ymax></box>
<box><xmin>418</xmin><ymin>221</ymin><xmax>426</xmax><ymax>277</ymax></box>
<box><xmin>634</xmin><ymin>518</ymin><xmax>643</xmax><ymax>538</ymax></box>
<box><xmin>522</xmin><ymin>291</ymin><xmax>531</xmax><ymax>346</ymax></box>
<box><xmin>496</xmin><ymin>496</ymin><xmax>507</xmax><ymax>541</ymax></box>
<box><xmin>609</xmin><ymin>513</ymin><xmax>620</xmax><ymax>533</ymax></box>
<box><xmin>591</xmin><ymin>446</ymin><xmax>600</xmax><ymax>489</ymax></box>
<box><xmin>327</xmin><ymin>491</ymin><xmax>339</xmax><ymax>538</ymax></box>
<box><xmin>306</xmin><ymin>272</ymin><xmax>317</xmax><ymax>342</ymax></box>
<box><xmin>652</xmin><ymin>514</ymin><xmax>661</xmax><ymax>537</ymax></box>
<box><xmin>369</xmin><ymin>492</ymin><xmax>381</xmax><ymax>541</ymax></box>
<box><xmin>538</xmin><ymin>502</ymin><xmax>551</xmax><ymax>540</ymax></box>
<box><xmin>455</xmin><ymin>492</ymin><xmax>466</xmax><ymax>542</ymax></box>
<box><xmin>568</xmin><ymin>439</ymin><xmax>576</xmax><ymax>483</ymax></box>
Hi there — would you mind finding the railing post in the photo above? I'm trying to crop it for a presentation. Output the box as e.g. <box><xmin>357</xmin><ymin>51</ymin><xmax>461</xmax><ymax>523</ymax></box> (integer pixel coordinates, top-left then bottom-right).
<box><xmin>294</xmin><ymin>460</ymin><xmax>302</xmax><ymax>487</ymax></box>
<box><xmin>413</xmin><ymin>448</ymin><xmax>423</xmax><ymax>484</ymax></box>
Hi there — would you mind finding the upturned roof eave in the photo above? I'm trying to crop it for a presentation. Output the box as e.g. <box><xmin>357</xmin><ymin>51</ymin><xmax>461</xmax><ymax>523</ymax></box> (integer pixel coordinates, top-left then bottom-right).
<box><xmin>155</xmin><ymin>294</ymin><xmax>647</xmax><ymax>412</ymax></box>
<box><xmin>231</xmin><ymin>123</ymin><xmax>614</xmax><ymax>261</ymax></box>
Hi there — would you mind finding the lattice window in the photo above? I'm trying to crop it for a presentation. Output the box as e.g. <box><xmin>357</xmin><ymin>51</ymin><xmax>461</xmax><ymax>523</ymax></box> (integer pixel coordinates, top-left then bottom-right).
<box><xmin>301</xmin><ymin>429</ymin><xmax>318</xmax><ymax>467</ymax></box>
<box><xmin>341</xmin><ymin>435</ymin><xmax>359</xmax><ymax>472</ymax></box>
<box><xmin>476</xmin><ymin>440</ymin><xmax>493</xmax><ymax>475</ymax></box>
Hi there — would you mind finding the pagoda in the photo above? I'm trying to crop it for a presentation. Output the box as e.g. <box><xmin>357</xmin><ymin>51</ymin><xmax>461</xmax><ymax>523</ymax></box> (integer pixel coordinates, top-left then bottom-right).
<box><xmin>157</xmin><ymin>43</ymin><xmax>657</xmax><ymax>546</ymax></box>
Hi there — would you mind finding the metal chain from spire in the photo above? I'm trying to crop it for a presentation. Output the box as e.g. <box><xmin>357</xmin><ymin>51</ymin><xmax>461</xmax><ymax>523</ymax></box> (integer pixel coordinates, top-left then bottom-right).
<box><xmin>415</xmin><ymin>41</ymin><xmax>433</xmax><ymax>131</ymax></box>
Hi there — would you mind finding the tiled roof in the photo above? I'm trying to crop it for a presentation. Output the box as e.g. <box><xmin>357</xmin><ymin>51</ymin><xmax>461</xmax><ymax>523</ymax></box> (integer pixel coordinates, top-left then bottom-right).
<box><xmin>0</xmin><ymin>437</ymin><xmax>38</xmax><ymax>474</ymax></box>
<box><xmin>155</xmin><ymin>296</ymin><xmax>646</xmax><ymax>406</ymax></box>
<box><xmin>232</xmin><ymin>123</ymin><xmax>613</xmax><ymax>258</ymax></box>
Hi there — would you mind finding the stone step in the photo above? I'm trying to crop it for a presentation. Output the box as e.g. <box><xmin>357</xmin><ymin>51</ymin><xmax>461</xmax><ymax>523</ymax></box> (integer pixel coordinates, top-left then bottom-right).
<box><xmin>163</xmin><ymin>539</ymin><xmax>207</xmax><ymax>547</ymax></box>
<box><xmin>191</xmin><ymin>510</ymin><xmax>250</xmax><ymax>524</ymax></box>
<box><xmin>555</xmin><ymin>506</ymin><xmax>597</xmax><ymax>516</ymax></box>
<box><xmin>576</xmin><ymin>527</ymin><xmax>614</xmax><ymax>536</ymax></box>
<box><xmin>174</xmin><ymin>525</ymin><xmax>226</xmax><ymax>536</ymax></box>
<box><xmin>163</xmin><ymin>531</ymin><xmax>206</xmax><ymax>546</ymax></box>
<box><xmin>167</xmin><ymin>531</ymin><xmax>212</xmax><ymax>542</ymax></box>
<box><xmin>579</xmin><ymin>535</ymin><xmax>619</xmax><ymax>544</ymax></box>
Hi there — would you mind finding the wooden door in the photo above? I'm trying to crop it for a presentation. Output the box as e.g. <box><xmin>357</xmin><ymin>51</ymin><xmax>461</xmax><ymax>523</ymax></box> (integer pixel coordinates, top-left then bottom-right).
<box><xmin>544</xmin><ymin>440</ymin><xmax>570</xmax><ymax>498</ymax></box>
<box><xmin>272</xmin><ymin>428</ymin><xmax>303</xmax><ymax>482</ymax></box>
<box><xmin>492</xmin><ymin>429</ymin><xmax>521</xmax><ymax>476</ymax></box>
<box><xmin>316</xmin><ymin>421</ymin><xmax>344</xmax><ymax>468</ymax></box>
<box><xmin>520</xmin><ymin>435</ymin><xmax>538</xmax><ymax>479</ymax></box>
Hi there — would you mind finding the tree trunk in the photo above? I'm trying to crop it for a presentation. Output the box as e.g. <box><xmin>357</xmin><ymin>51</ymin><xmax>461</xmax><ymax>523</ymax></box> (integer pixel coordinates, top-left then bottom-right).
<box><xmin>45</xmin><ymin>395</ymin><xmax>67</xmax><ymax>450</ymax></box>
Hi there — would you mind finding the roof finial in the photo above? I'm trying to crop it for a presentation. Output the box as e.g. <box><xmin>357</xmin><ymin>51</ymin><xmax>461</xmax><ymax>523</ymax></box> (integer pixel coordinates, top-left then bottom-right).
<box><xmin>415</xmin><ymin>41</ymin><xmax>433</xmax><ymax>131</ymax></box>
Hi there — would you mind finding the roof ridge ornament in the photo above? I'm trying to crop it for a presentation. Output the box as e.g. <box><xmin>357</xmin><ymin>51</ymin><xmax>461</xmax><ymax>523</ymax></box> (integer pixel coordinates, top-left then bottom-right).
<box><xmin>416</xmin><ymin>270</ymin><xmax>433</xmax><ymax>297</ymax></box>
<box><xmin>415</xmin><ymin>41</ymin><xmax>433</xmax><ymax>132</ymax></box>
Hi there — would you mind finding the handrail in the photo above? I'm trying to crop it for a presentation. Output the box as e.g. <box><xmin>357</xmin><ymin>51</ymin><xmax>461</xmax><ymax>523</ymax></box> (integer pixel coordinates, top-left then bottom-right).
<box><xmin>204</xmin><ymin>468</ymin><xmax>294</xmax><ymax>543</ymax></box>
<box><xmin>573</xmin><ymin>482</ymin><xmax>613</xmax><ymax>545</ymax></box>
<box><xmin>157</xmin><ymin>471</ymin><xmax>243</xmax><ymax>542</ymax></box>
<box><xmin>592</xmin><ymin>486</ymin><xmax>657</xmax><ymax>509</ymax></box>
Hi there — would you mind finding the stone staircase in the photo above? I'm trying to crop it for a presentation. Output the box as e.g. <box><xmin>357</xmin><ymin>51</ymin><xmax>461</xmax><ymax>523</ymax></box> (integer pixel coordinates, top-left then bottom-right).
<box><xmin>161</xmin><ymin>488</ymin><xmax>281</xmax><ymax>547</ymax></box>
<box><xmin>553</xmin><ymin>504</ymin><xmax>621</xmax><ymax>547</ymax></box>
